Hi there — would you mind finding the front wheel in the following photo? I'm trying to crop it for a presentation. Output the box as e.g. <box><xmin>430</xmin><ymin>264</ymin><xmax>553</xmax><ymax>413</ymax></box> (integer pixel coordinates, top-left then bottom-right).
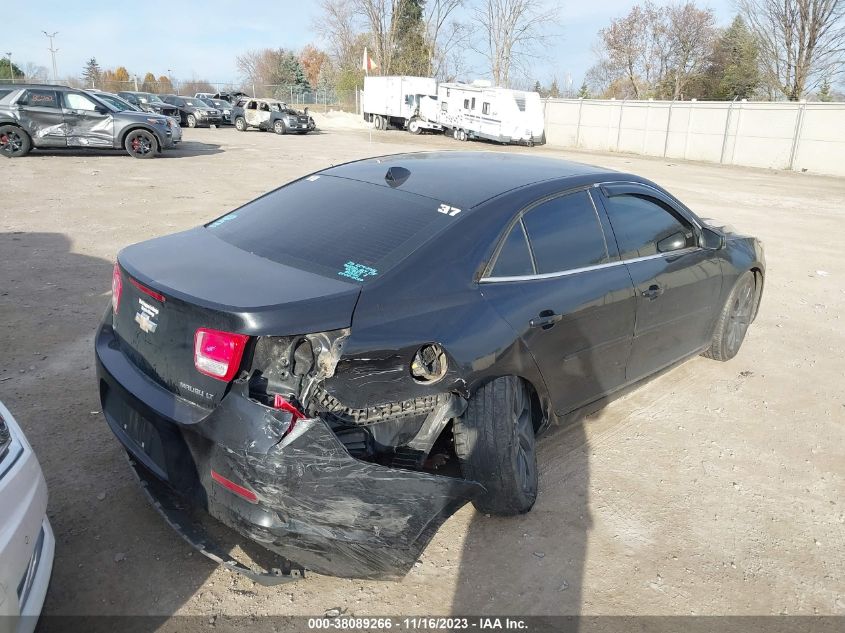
<box><xmin>124</xmin><ymin>130</ymin><xmax>158</xmax><ymax>159</ymax></box>
<box><xmin>0</xmin><ymin>125</ymin><xmax>32</xmax><ymax>157</ymax></box>
<box><xmin>703</xmin><ymin>270</ymin><xmax>757</xmax><ymax>361</ymax></box>
<box><xmin>273</xmin><ymin>120</ymin><xmax>287</xmax><ymax>135</ymax></box>
<box><xmin>454</xmin><ymin>376</ymin><xmax>538</xmax><ymax>515</ymax></box>
<box><xmin>186</xmin><ymin>114</ymin><xmax>197</xmax><ymax>128</ymax></box>
<box><xmin>234</xmin><ymin>116</ymin><xmax>247</xmax><ymax>131</ymax></box>
<box><xmin>408</xmin><ymin>118</ymin><xmax>422</xmax><ymax>134</ymax></box>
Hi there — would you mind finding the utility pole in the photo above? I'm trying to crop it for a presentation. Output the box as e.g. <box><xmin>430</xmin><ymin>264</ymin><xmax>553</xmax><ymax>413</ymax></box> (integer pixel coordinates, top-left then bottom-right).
<box><xmin>5</xmin><ymin>52</ymin><xmax>12</xmax><ymax>83</ymax></box>
<box><xmin>42</xmin><ymin>31</ymin><xmax>59</xmax><ymax>82</ymax></box>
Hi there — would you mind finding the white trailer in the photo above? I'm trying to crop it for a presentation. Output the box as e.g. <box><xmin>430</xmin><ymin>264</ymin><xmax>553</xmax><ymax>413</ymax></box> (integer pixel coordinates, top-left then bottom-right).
<box><xmin>425</xmin><ymin>81</ymin><xmax>545</xmax><ymax>146</ymax></box>
<box><xmin>362</xmin><ymin>76</ymin><xmax>440</xmax><ymax>131</ymax></box>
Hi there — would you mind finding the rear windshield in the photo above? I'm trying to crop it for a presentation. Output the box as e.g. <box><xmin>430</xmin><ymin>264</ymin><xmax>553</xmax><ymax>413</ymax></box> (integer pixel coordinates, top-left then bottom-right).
<box><xmin>207</xmin><ymin>175</ymin><xmax>453</xmax><ymax>283</ymax></box>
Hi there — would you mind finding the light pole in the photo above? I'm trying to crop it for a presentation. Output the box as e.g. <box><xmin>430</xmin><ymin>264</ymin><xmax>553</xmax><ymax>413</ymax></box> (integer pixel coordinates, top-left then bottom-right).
<box><xmin>42</xmin><ymin>31</ymin><xmax>59</xmax><ymax>82</ymax></box>
<box><xmin>4</xmin><ymin>52</ymin><xmax>12</xmax><ymax>83</ymax></box>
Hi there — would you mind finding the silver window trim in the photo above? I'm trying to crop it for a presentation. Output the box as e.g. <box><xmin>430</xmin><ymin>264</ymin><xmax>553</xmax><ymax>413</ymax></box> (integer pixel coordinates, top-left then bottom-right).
<box><xmin>479</xmin><ymin>247</ymin><xmax>701</xmax><ymax>284</ymax></box>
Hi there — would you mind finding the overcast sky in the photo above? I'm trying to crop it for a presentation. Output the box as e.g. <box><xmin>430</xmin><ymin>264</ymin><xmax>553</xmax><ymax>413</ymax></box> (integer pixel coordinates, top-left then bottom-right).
<box><xmin>8</xmin><ymin>0</ymin><xmax>736</xmax><ymax>88</ymax></box>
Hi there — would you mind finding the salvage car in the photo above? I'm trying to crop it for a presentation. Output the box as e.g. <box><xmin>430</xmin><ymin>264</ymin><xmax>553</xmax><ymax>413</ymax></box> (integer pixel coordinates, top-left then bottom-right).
<box><xmin>199</xmin><ymin>97</ymin><xmax>233</xmax><ymax>125</ymax></box>
<box><xmin>160</xmin><ymin>95</ymin><xmax>222</xmax><ymax>128</ymax></box>
<box><xmin>116</xmin><ymin>91</ymin><xmax>180</xmax><ymax>119</ymax></box>
<box><xmin>231</xmin><ymin>98</ymin><xmax>311</xmax><ymax>134</ymax></box>
<box><xmin>88</xmin><ymin>90</ymin><xmax>182</xmax><ymax>144</ymax></box>
<box><xmin>0</xmin><ymin>401</ymin><xmax>55</xmax><ymax>633</ymax></box>
<box><xmin>0</xmin><ymin>84</ymin><xmax>176</xmax><ymax>158</ymax></box>
<box><xmin>95</xmin><ymin>152</ymin><xmax>765</xmax><ymax>581</ymax></box>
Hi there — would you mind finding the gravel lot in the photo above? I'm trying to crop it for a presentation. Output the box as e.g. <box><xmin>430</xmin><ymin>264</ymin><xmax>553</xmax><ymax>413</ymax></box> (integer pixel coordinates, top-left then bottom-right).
<box><xmin>2</xmin><ymin>120</ymin><xmax>844</xmax><ymax>626</ymax></box>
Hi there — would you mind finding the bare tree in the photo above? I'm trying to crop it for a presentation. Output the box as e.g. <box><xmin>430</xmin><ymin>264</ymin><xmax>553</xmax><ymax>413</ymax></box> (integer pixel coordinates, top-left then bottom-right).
<box><xmin>471</xmin><ymin>0</ymin><xmax>560</xmax><ymax>87</ymax></box>
<box><xmin>316</xmin><ymin>0</ymin><xmax>368</xmax><ymax>73</ymax></box>
<box><xmin>739</xmin><ymin>0</ymin><xmax>845</xmax><ymax>99</ymax></box>
<box><xmin>595</xmin><ymin>2</ymin><xmax>668</xmax><ymax>99</ymax></box>
<box><xmin>352</xmin><ymin>0</ymin><xmax>401</xmax><ymax>74</ymax></box>
<box><xmin>665</xmin><ymin>2</ymin><xmax>717</xmax><ymax>98</ymax></box>
<box><xmin>425</xmin><ymin>0</ymin><xmax>464</xmax><ymax>75</ymax></box>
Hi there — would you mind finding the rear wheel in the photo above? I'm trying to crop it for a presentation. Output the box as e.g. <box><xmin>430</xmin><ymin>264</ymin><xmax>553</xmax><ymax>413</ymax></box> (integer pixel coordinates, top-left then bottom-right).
<box><xmin>274</xmin><ymin>119</ymin><xmax>287</xmax><ymax>135</ymax></box>
<box><xmin>703</xmin><ymin>270</ymin><xmax>757</xmax><ymax>361</ymax></box>
<box><xmin>124</xmin><ymin>129</ymin><xmax>158</xmax><ymax>159</ymax></box>
<box><xmin>186</xmin><ymin>114</ymin><xmax>197</xmax><ymax>128</ymax></box>
<box><xmin>0</xmin><ymin>125</ymin><xmax>32</xmax><ymax>157</ymax></box>
<box><xmin>454</xmin><ymin>376</ymin><xmax>538</xmax><ymax>515</ymax></box>
<box><xmin>408</xmin><ymin>118</ymin><xmax>422</xmax><ymax>134</ymax></box>
<box><xmin>459</xmin><ymin>129</ymin><xmax>468</xmax><ymax>141</ymax></box>
<box><xmin>234</xmin><ymin>116</ymin><xmax>247</xmax><ymax>131</ymax></box>
<box><xmin>373</xmin><ymin>115</ymin><xmax>384</xmax><ymax>130</ymax></box>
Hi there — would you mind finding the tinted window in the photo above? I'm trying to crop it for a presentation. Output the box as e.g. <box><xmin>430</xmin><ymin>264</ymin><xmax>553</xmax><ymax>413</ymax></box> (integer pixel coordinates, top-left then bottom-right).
<box><xmin>604</xmin><ymin>194</ymin><xmax>693</xmax><ymax>259</ymax></box>
<box><xmin>491</xmin><ymin>222</ymin><xmax>534</xmax><ymax>277</ymax></box>
<box><xmin>0</xmin><ymin>89</ymin><xmax>13</xmax><ymax>100</ymax></box>
<box><xmin>19</xmin><ymin>90</ymin><xmax>59</xmax><ymax>108</ymax></box>
<box><xmin>521</xmin><ymin>191</ymin><xmax>608</xmax><ymax>274</ymax></box>
<box><xmin>208</xmin><ymin>175</ymin><xmax>456</xmax><ymax>283</ymax></box>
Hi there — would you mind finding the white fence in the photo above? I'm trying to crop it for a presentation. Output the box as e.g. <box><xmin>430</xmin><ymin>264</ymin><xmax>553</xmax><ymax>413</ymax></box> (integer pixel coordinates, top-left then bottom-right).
<box><xmin>543</xmin><ymin>98</ymin><xmax>845</xmax><ymax>177</ymax></box>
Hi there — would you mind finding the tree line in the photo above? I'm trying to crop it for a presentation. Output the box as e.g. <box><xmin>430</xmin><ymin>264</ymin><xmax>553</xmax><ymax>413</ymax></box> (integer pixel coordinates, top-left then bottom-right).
<box><xmin>585</xmin><ymin>0</ymin><xmax>843</xmax><ymax>101</ymax></box>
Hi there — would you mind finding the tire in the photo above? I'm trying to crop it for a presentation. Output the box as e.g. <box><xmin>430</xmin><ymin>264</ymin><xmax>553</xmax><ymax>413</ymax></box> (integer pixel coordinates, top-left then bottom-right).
<box><xmin>452</xmin><ymin>128</ymin><xmax>459</xmax><ymax>140</ymax></box>
<box><xmin>460</xmin><ymin>129</ymin><xmax>468</xmax><ymax>141</ymax></box>
<box><xmin>124</xmin><ymin>129</ymin><xmax>158</xmax><ymax>159</ymax></box>
<box><xmin>454</xmin><ymin>376</ymin><xmax>538</xmax><ymax>515</ymax></box>
<box><xmin>0</xmin><ymin>125</ymin><xmax>32</xmax><ymax>157</ymax></box>
<box><xmin>703</xmin><ymin>270</ymin><xmax>757</xmax><ymax>361</ymax></box>
<box><xmin>186</xmin><ymin>114</ymin><xmax>197</xmax><ymax>128</ymax></box>
<box><xmin>374</xmin><ymin>115</ymin><xmax>384</xmax><ymax>130</ymax></box>
<box><xmin>234</xmin><ymin>116</ymin><xmax>247</xmax><ymax>131</ymax></box>
<box><xmin>408</xmin><ymin>118</ymin><xmax>422</xmax><ymax>134</ymax></box>
<box><xmin>273</xmin><ymin>119</ymin><xmax>287</xmax><ymax>135</ymax></box>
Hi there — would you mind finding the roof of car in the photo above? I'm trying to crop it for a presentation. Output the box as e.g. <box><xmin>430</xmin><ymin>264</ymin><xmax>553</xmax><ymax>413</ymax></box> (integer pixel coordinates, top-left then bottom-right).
<box><xmin>319</xmin><ymin>151</ymin><xmax>619</xmax><ymax>209</ymax></box>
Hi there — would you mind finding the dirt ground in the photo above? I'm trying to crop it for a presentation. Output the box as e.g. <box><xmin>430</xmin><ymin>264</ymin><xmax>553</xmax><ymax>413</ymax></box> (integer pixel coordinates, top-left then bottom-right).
<box><xmin>2</xmin><ymin>119</ymin><xmax>843</xmax><ymax>626</ymax></box>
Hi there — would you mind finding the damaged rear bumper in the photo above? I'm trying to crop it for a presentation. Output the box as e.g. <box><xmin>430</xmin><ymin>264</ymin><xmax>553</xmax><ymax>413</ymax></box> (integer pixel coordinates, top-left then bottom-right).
<box><xmin>95</xmin><ymin>323</ymin><xmax>482</xmax><ymax>580</ymax></box>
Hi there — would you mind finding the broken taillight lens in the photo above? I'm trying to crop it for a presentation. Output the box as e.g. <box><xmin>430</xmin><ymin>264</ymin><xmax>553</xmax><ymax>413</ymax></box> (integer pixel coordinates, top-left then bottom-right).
<box><xmin>112</xmin><ymin>262</ymin><xmax>123</xmax><ymax>314</ymax></box>
<box><xmin>210</xmin><ymin>469</ymin><xmax>258</xmax><ymax>504</ymax></box>
<box><xmin>194</xmin><ymin>328</ymin><xmax>249</xmax><ymax>382</ymax></box>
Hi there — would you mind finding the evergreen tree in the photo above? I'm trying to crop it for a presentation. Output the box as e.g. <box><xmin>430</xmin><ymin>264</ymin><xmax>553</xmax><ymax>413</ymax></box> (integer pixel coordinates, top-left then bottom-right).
<box><xmin>391</xmin><ymin>0</ymin><xmax>429</xmax><ymax>76</ymax></box>
<box><xmin>818</xmin><ymin>78</ymin><xmax>832</xmax><ymax>102</ymax></box>
<box><xmin>83</xmin><ymin>58</ymin><xmax>102</xmax><ymax>87</ymax></box>
<box><xmin>692</xmin><ymin>16</ymin><xmax>760</xmax><ymax>100</ymax></box>
<box><xmin>577</xmin><ymin>82</ymin><xmax>590</xmax><ymax>99</ymax></box>
<box><xmin>0</xmin><ymin>58</ymin><xmax>23</xmax><ymax>81</ymax></box>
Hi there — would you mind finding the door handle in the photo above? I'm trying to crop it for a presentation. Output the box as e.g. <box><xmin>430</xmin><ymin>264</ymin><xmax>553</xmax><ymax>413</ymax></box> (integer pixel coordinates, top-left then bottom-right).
<box><xmin>529</xmin><ymin>310</ymin><xmax>563</xmax><ymax>329</ymax></box>
<box><xmin>641</xmin><ymin>284</ymin><xmax>664</xmax><ymax>300</ymax></box>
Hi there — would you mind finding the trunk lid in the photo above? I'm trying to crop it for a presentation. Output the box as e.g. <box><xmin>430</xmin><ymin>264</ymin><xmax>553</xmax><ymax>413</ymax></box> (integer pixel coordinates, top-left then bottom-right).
<box><xmin>113</xmin><ymin>227</ymin><xmax>360</xmax><ymax>408</ymax></box>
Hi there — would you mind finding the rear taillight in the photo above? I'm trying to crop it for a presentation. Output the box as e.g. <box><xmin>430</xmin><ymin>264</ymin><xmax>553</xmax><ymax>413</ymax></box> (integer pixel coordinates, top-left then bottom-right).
<box><xmin>210</xmin><ymin>469</ymin><xmax>257</xmax><ymax>503</ymax></box>
<box><xmin>112</xmin><ymin>262</ymin><xmax>123</xmax><ymax>314</ymax></box>
<box><xmin>129</xmin><ymin>276</ymin><xmax>166</xmax><ymax>303</ymax></box>
<box><xmin>194</xmin><ymin>328</ymin><xmax>249</xmax><ymax>382</ymax></box>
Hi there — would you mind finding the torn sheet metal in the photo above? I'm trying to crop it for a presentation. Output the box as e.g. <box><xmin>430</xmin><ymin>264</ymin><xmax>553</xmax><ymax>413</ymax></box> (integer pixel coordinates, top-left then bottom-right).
<box><xmin>201</xmin><ymin>393</ymin><xmax>483</xmax><ymax>579</ymax></box>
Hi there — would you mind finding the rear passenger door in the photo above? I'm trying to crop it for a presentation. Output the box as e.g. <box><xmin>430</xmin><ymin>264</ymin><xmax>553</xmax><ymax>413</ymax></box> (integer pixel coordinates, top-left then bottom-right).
<box><xmin>15</xmin><ymin>89</ymin><xmax>66</xmax><ymax>147</ymax></box>
<box><xmin>480</xmin><ymin>189</ymin><xmax>637</xmax><ymax>416</ymax></box>
<box><xmin>596</xmin><ymin>184</ymin><xmax>723</xmax><ymax>381</ymax></box>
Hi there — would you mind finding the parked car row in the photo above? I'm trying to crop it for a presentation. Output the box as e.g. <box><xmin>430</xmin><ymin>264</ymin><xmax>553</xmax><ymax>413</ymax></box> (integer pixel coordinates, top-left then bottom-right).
<box><xmin>0</xmin><ymin>84</ymin><xmax>318</xmax><ymax>159</ymax></box>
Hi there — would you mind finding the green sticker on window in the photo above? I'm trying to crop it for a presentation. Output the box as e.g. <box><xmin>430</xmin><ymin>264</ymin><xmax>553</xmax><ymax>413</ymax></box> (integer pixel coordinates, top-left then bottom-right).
<box><xmin>338</xmin><ymin>261</ymin><xmax>378</xmax><ymax>282</ymax></box>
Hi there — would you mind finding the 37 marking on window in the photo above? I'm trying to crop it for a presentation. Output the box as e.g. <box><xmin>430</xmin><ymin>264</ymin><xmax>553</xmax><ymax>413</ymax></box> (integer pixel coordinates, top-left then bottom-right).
<box><xmin>437</xmin><ymin>203</ymin><xmax>462</xmax><ymax>217</ymax></box>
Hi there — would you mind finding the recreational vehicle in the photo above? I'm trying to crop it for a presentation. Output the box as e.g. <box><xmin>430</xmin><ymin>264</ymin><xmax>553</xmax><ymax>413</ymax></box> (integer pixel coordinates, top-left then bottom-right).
<box><xmin>362</xmin><ymin>76</ymin><xmax>439</xmax><ymax>131</ymax></box>
<box><xmin>430</xmin><ymin>81</ymin><xmax>545</xmax><ymax>145</ymax></box>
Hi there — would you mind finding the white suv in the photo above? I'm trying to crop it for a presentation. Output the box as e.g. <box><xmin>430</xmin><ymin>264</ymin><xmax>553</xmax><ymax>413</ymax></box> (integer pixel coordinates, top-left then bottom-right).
<box><xmin>0</xmin><ymin>401</ymin><xmax>54</xmax><ymax>633</ymax></box>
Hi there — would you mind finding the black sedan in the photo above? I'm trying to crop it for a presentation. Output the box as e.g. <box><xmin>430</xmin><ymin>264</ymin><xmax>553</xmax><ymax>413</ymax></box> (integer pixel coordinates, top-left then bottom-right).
<box><xmin>95</xmin><ymin>152</ymin><xmax>764</xmax><ymax>581</ymax></box>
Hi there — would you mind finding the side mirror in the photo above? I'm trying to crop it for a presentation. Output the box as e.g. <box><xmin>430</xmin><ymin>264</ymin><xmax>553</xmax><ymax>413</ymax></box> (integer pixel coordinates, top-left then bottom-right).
<box><xmin>657</xmin><ymin>231</ymin><xmax>688</xmax><ymax>253</ymax></box>
<box><xmin>95</xmin><ymin>105</ymin><xmax>109</xmax><ymax>115</ymax></box>
<box><xmin>699</xmin><ymin>227</ymin><xmax>724</xmax><ymax>250</ymax></box>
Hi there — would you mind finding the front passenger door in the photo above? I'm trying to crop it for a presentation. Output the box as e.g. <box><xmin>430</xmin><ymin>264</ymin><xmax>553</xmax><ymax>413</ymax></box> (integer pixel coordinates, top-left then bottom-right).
<box><xmin>62</xmin><ymin>92</ymin><xmax>114</xmax><ymax>148</ymax></box>
<box><xmin>597</xmin><ymin>186</ymin><xmax>723</xmax><ymax>381</ymax></box>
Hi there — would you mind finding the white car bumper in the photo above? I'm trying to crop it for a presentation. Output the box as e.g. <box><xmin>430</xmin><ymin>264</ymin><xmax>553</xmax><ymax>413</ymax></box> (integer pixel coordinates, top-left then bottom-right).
<box><xmin>0</xmin><ymin>402</ymin><xmax>55</xmax><ymax>633</ymax></box>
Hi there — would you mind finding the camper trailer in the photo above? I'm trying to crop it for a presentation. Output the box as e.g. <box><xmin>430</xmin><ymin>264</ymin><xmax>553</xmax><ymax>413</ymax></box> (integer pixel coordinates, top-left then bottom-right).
<box><xmin>429</xmin><ymin>81</ymin><xmax>545</xmax><ymax>145</ymax></box>
<box><xmin>362</xmin><ymin>76</ymin><xmax>440</xmax><ymax>131</ymax></box>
